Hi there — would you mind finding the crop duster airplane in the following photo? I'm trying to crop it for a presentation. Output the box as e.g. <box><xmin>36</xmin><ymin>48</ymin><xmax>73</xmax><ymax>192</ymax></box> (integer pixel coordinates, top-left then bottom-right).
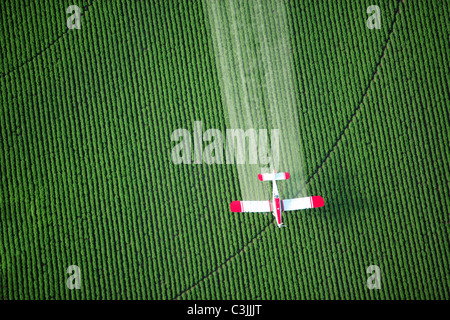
<box><xmin>230</xmin><ymin>170</ymin><xmax>324</xmax><ymax>228</ymax></box>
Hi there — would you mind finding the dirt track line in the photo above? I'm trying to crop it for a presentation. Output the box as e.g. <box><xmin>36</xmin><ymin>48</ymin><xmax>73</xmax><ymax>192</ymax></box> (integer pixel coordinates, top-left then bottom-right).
<box><xmin>0</xmin><ymin>1</ymin><xmax>95</xmax><ymax>79</ymax></box>
<box><xmin>304</xmin><ymin>0</ymin><xmax>404</xmax><ymax>186</ymax></box>
<box><xmin>173</xmin><ymin>0</ymin><xmax>404</xmax><ymax>300</ymax></box>
<box><xmin>173</xmin><ymin>219</ymin><xmax>273</xmax><ymax>300</ymax></box>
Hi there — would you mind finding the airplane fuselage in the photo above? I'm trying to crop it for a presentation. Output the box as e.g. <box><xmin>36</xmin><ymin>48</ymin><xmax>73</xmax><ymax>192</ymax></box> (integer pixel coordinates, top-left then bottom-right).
<box><xmin>272</xmin><ymin>179</ymin><xmax>284</xmax><ymax>227</ymax></box>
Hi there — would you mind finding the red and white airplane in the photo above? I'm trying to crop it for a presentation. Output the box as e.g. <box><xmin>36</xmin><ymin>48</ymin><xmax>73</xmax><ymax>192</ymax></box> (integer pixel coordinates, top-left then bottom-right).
<box><xmin>230</xmin><ymin>170</ymin><xmax>324</xmax><ymax>228</ymax></box>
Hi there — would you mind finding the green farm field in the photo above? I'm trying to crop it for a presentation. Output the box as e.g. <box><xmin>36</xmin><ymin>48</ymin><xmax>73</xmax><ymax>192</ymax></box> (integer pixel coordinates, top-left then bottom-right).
<box><xmin>1</xmin><ymin>0</ymin><xmax>449</xmax><ymax>299</ymax></box>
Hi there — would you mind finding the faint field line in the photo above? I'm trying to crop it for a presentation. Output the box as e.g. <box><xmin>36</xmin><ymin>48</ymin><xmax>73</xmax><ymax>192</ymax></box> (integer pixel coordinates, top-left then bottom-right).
<box><xmin>301</xmin><ymin>0</ymin><xmax>404</xmax><ymax>190</ymax></box>
<box><xmin>0</xmin><ymin>1</ymin><xmax>96</xmax><ymax>79</ymax></box>
<box><xmin>174</xmin><ymin>0</ymin><xmax>404</xmax><ymax>300</ymax></box>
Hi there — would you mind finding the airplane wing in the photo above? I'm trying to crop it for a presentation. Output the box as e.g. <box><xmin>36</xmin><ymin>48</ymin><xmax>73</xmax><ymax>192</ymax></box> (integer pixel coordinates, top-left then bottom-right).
<box><xmin>230</xmin><ymin>201</ymin><xmax>271</xmax><ymax>213</ymax></box>
<box><xmin>282</xmin><ymin>196</ymin><xmax>324</xmax><ymax>211</ymax></box>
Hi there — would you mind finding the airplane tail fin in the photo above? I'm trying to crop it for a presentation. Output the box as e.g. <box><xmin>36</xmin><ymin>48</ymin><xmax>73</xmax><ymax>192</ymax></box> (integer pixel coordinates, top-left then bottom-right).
<box><xmin>258</xmin><ymin>172</ymin><xmax>290</xmax><ymax>181</ymax></box>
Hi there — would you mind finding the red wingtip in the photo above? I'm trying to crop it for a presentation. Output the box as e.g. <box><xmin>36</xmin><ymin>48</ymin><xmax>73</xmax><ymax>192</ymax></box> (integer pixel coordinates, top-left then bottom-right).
<box><xmin>258</xmin><ymin>174</ymin><xmax>263</xmax><ymax>181</ymax></box>
<box><xmin>230</xmin><ymin>201</ymin><xmax>242</xmax><ymax>212</ymax></box>
<box><xmin>311</xmin><ymin>196</ymin><xmax>324</xmax><ymax>208</ymax></box>
<box><xmin>285</xmin><ymin>172</ymin><xmax>290</xmax><ymax>180</ymax></box>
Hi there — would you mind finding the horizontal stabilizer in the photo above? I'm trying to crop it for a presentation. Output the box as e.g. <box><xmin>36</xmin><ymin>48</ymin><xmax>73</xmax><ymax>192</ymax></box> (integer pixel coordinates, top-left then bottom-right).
<box><xmin>258</xmin><ymin>172</ymin><xmax>290</xmax><ymax>181</ymax></box>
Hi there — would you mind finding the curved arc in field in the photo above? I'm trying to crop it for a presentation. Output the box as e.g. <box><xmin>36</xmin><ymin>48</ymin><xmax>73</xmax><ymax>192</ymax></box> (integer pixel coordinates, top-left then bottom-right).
<box><xmin>0</xmin><ymin>1</ymin><xmax>96</xmax><ymax>79</ymax></box>
<box><xmin>303</xmin><ymin>0</ymin><xmax>405</xmax><ymax>188</ymax></box>
<box><xmin>173</xmin><ymin>0</ymin><xmax>404</xmax><ymax>300</ymax></box>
